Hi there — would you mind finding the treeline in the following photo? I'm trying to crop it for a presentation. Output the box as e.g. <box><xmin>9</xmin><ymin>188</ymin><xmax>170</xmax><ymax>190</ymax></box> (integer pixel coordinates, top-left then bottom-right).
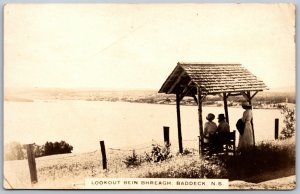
<box><xmin>4</xmin><ymin>141</ymin><xmax>73</xmax><ymax>161</ymax></box>
<box><xmin>122</xmin><ymin>92</ymin><xmax>295</xmax><ymax>107</ymax></box>
<box><xmin>227</xmin><ymin>95</ymin><xmax>295</xmax><ymax>104</ymax></box>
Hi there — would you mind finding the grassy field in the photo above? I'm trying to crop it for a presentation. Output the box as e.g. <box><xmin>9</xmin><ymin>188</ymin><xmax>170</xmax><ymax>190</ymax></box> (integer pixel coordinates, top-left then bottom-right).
<box><xmin>3</xmin><ymin>139</ymin><xmax>295</xmax><ymax>190</ymax></box>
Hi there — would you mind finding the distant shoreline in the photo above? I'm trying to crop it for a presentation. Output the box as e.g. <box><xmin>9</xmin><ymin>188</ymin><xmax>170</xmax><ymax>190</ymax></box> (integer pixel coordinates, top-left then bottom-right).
<box><xmin>4</xmin><ymin>87</ymin><xmax>295</xmax><ymax>110</ymax></box>
<box><xmin>4</xmin><ymin>98</ymin><xmax>295</xmax><ymax>110</ymax></box>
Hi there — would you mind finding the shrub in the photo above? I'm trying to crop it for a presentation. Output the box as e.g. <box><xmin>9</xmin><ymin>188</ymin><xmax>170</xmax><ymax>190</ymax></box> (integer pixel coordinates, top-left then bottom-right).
<box><xmin>33</xmin><ymin>144</ymin><xmax>45</xmax><ymax>157</ymax></box>
<box><xmin>280</xmin><ymin>105</ymin><xmax>296</xmax><ymax>139</ymax></box>
<box><xmin>122</xmin><ymin>143</ymin><xmax>172</xmax><ymax>168</ymax></box>
<box><xmin>148</xmin><ymin>143</ymin><xmax>172</xmax><ymax>162</ymax></box>
<box><xmin>4</xmin><ymin>142</ymin><xmax>25</xmax><ymax>161</ymax></box>
<box><xmin>123</xmin><ymin>150</ymin><xmax>142</xmax><ymax>168</ymax></box>
<box><xmin>182</xmin><ymin>148</ymin><xmax>193</xmax><ymax>155</ymax></box>
<box><xmin>142</xmin><ymin>156</ymin><xmax>227</xmax><ymax>178</ymax></box>
<box><xmin>144</xmin><ymin>152</ymin><xmax>153</xmax><ymax>163</ymax></box>
<box><xmin>135</xmin><ymin>139</ymin><xmax>295</xmax><ymax>180</ymax></box>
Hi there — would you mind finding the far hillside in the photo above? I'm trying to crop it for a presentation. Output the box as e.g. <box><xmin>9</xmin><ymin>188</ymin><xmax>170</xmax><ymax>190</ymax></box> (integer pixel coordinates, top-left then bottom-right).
<box><xmin>4</xmin><ymin>87</ymin><xmax>295</xmax><ymax>109</ymax></box>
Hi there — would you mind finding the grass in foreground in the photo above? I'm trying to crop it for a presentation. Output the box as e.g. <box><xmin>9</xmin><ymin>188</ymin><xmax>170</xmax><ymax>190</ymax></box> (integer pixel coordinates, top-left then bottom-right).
<box><xmin>3</xmin><ymin>138</ymin><xmax>295</xmax><ymax>189</ymax></box>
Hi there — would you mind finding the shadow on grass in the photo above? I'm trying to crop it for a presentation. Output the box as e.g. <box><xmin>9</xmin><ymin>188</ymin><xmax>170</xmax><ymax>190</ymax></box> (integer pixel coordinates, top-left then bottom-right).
<box><xmin>242</xmin><ymin>167</ymin><xmax>295</xmax><ymax>183</ymax></box>
<box><xmin>218</xmin><ymin>139</ymin><xmax>296</xmax><ymax>183</ymax></box>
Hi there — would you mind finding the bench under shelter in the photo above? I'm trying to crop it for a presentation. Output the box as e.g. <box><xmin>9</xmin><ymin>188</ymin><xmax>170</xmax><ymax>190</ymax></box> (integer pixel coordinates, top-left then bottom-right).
<box><xmin>158</xmin><ymin>62</ymin><xmax>268</xmax><ymax>155</ymax></box>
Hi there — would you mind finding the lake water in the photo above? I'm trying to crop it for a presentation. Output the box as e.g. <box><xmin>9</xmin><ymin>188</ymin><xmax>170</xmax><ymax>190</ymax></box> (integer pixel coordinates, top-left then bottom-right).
<box><xmin>4</xmin><ymin>101</ymin><xmax>284</xmax><ymax>153</ymax></box>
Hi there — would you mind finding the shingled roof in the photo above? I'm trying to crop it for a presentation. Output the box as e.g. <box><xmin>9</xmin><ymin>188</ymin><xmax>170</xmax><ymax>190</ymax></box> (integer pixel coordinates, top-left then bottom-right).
<box><xmin>159</xmin><ymin>62</ymin><xmax>268</xmax><ymax>95</ymax></box>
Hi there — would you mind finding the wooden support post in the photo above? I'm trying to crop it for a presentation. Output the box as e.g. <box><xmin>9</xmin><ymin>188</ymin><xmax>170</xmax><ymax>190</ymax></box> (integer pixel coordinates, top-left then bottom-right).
<box><xmin>163</xmin><ymin>126</ymin><xmax>170</xmax><ymax>145</ymax></box>
<box><xmin>248</xmin><ymin>96</ymin><xmax>256</xmax><ymax>146</ymax></box>
<box><xmin>197</xmin><ymin>88</ymin><xmax>204</xmax><ymax>155</ymax></box>
<box><xmin>275</xmin><ymin>118</ymin><xmax>279</xmax><ymax>140</ymax></box>
<box><xmin>176</xmin><ymin>93</ymin><xmax>183</xmax><ymax>153</ymax></box>
<box><xmin>100</xmin><ymin>141</ymin><xmax>107</xmax><ymax>170</ymax></box>
<box><xmin>26</xmin><ymin>144</ymin><xmax>38</xmax><ymax>184</ymax></box>
<box><xmin>223</xmin><ymin>92</ymin><xmax>229</xmax><ymax>124</ymax></box>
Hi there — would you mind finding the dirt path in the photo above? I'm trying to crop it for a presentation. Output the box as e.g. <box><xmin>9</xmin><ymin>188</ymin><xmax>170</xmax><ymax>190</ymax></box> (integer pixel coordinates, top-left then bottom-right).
<box><xmin>230</xmin><ymin>175</ymin><xmax>296</xmax><ymax>190</ymax></box>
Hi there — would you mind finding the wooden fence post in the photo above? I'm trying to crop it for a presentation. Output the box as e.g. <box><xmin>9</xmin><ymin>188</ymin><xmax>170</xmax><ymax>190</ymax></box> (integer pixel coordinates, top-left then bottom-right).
<box><xmin>100</xmin><ymin>141</ymin><xmax>107</xmax><ymax>170</ymax></box>
<box><xmin>163</xmin><ymin>126</ymin><xmax>170</xmax><ymax>145</ymax></box>
<box><xmin>26</xmin><ymin>144</ymin><xmax>38</xmax><ymax>184</ymax></box>
<box><xmin>275</xmin><ymin>118</ymin><xmax>279</xmax><ymax>140</ymax></box>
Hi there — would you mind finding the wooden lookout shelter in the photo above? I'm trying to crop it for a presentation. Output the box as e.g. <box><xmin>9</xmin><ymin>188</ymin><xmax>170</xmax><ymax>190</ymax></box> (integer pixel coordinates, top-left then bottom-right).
<box><xmin>158</xmin><ymin>62</ymin><xmax>268</xmax><ymax>154</ymax></box>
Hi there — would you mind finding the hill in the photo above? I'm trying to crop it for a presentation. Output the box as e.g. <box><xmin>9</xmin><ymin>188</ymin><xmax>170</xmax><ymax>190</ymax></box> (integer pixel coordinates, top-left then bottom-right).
<box><xmin>4</xmin><ymin>87</ymin><xmax>295</xmax><ymax>109</ymax></box>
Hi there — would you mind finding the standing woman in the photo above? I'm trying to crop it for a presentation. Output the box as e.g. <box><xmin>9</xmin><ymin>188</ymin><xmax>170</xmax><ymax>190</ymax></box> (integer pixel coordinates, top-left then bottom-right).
<box><xmin>238</xmin><ymin>102</ymin><xmax>254</xmax><ymax>150</ymax></box>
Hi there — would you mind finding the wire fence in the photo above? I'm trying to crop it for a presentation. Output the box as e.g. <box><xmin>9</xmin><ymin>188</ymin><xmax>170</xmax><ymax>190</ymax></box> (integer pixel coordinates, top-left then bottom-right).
<box><xmin>105</xmin><ymin>138</ymin><xmax>199</xmax><ymax>155</ymax></box>
<box><xmin>3</xmin><ymin>133</ymin><xmax>201</xmax><ymax>188</ymax></box>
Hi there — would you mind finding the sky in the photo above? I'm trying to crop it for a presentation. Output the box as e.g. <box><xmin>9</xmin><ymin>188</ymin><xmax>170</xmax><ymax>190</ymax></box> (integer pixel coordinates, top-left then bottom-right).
<box><xmin>4</xmin><ymin>3</ymin><xmax>295</xmax><ymax>90</ymax></box>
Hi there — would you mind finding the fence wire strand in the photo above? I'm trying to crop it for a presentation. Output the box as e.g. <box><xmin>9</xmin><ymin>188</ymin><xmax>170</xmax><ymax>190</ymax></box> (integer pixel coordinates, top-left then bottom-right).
<box><xmin>108</xmin><ymin>145</ymin><xmax>152</xmax><ymax>152</ymax></box>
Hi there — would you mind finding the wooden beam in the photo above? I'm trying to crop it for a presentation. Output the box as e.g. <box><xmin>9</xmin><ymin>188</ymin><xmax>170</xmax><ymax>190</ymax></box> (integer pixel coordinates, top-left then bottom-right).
<box><xmin>209</xmin><ymin>90</ymin><xmax>263</xmax><ymax>95</ymax></box>
<box><xmin>176</xmin><ymin>93</ymin><xmax>183</xmax><ymax>153</ymax></box>
<box><xmin>223</xmin><ymin>92</ymin><xmax>229</xmax><ymax>124</ymax></box>
<box><xmin>218</xmin><ymin>93</ymin><xmax>230</xmax><ymax>99</ymax></box>
<box><xmin>179</xmin><ymin>81</ymin><xmax>194</xmax><ymax>101</ymax></box>
<box><xmin>167</xmin><ymin>71</ymin><xmax>185</xmax><ymax>94</ymax></box>
<box><xmin>192</xmin><ymin>95</ymin><xmax>198</xmax><ymax>105</ymax></box>
<box><xmin>241</xmin><ymin>91</ymin><xmax>250</xmax><ymax>101</ymax></box>
<box><xmin>200</xmin><ymin>94</ymin><xmax>207</xmax><ymax>103</ymax></box>
<box><xmin>250</xmin><ymin>91</ymin><xmax>259</xmax><ymax>100</ymax></box>
<box><xmin>228</xmin><ymin>92</ymin><xmax>242</xmax><ymax>96</ymax></box>
<box><xmin>217</xmin><ymin>93</ymin><xmax>223</xmax><ymax>99</ymax></box>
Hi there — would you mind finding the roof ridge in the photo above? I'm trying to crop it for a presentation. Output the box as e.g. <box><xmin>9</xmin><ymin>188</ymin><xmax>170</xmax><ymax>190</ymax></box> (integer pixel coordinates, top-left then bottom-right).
<box><xmin>178</xmin><ymin>62</ymin><xmax>241</xmax><ymax>65</ymax></box>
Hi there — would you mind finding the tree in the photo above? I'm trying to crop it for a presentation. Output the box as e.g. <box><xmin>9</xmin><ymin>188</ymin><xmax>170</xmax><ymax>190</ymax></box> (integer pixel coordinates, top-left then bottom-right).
<box><xmin>4</xmin><ymin>140</ymin><xmax>74</xmax><ymax>160</ymax></box>
<box><xmin>4</xmin><ymin>142</ymin><xmax>25</xmax><ymax>161</ymax></box>
<box><xmin>43</xmin><ymin>140</ymin><xmax>73</xmax><ymax>156</ymax></box>
<box><xmin>33</xmin><ymin>144</ymin><xmax>45</xmax><ymax>158</ymax></box>
<box><xmin>53</xmin><ymin>141</ymin><xmax>60</xmax><ymax>154</ymax></box>
<box><xmin>280</xmin><ymin>105</ymin><xmax>296</xmax><ymax>139</ymax></box>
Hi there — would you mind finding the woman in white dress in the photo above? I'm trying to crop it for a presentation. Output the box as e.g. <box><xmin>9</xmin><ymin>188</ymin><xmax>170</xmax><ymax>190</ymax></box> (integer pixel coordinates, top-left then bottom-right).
<box><xmin>238</xmin><ymin>102</ymin><xmax>254</xmax><ymax>150</ymax></box>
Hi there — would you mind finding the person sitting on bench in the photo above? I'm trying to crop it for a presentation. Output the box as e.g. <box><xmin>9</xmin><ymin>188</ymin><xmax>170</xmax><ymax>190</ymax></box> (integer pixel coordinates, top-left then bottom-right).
<box><xmin>217</xmin><ymin>114</ymin><xmax>230</xmax><ymax>133</ymax></box>
<box><xmin>203</xmin><ymin>113</ymin><xmax>217</xmax><ymax>143</ymax></box>
<box><xmin>216</xmin><ymin>114</ymin><xmax>230</xmax><ymax>152</ymax></box>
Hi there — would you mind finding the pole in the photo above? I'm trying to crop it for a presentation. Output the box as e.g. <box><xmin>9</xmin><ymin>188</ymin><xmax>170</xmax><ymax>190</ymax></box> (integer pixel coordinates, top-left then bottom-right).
<box><xmin>176</xmin><ymin>93</ymin><xmax>183</xmax><ymax>153</ymax></box>
<box><xmin>275</xmin><ymin>118</ymin><xmax>279</xmax><ymax>140</ymax></box>
<box><xmin>100</xmin><ymin>141</ymin><xmax>107</xmax><ymax>170</ymax></box>
<box><xmin>163</xmin><ymin>126</ymin><xmax>170</xmax><ymax>145</ymax></box>
<box><xmin>223</xmin><ymin>92</ymin><xmax>229</xmax><ymax>124</ymax></box>
<box><xmin>26</xmin><ymin>144</ymin><xmax>38</xmax><ymax>184</ymax></box>
<box><xmin>197</xmin><ymin>88</ymin><xmax>204</xmax><ymax>155</ymax></box>
<box><xmin>248</xmin><ymin>96</ymin><xmax>255</xmax><ymax>146</ymax></box>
